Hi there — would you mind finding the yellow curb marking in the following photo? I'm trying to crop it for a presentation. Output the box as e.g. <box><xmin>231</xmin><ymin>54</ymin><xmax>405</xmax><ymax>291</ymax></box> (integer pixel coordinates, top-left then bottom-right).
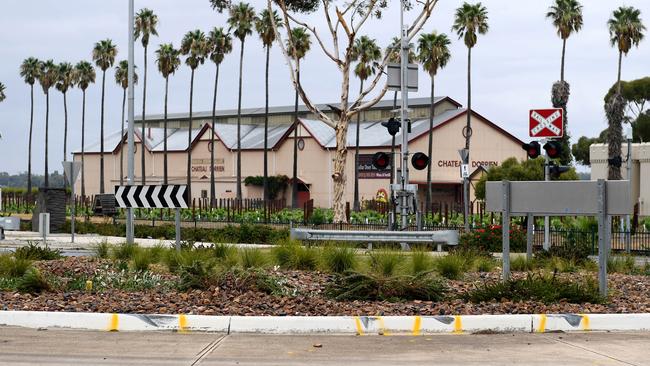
<box><xmin>537</xmin><ymin>314</ymin><xmax>547</xmax><ymax>333</ymax></box>
<box><xmin>354</xmin><ymin>317</ymin><xmax>364</xmax><ymax>336</ymax></box>
<box><xmin>580</xmin><ymin>314</ymin><xmax>591</xmax><ymax>331</ymax></box>
<box><xmin>108</xmin><ymin>313</ymin><xmax>119</xmax><ymax>332</ymax></box>
<box><xmin>376</xmin><ymin>316</ymin><xmax>390</xmax><ymax>336</ymax></box>
<box><xmin>453</xmin><ymin>316</ymin><xmax>463</xmax><ymax>334</ymax></box>
<box><xmin>178</xmin><ymin>314</ymin><xmax>188</xmax><ymax>333</ymax></box>
<box><xmin>412</xmin><ymin>316</ymin><xmax>422</xmax><ymax>336</ymax></box>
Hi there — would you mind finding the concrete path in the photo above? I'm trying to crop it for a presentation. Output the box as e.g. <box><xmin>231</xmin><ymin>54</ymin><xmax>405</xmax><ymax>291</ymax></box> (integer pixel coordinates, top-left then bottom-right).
<box><xmin>0</xmin><ymin>327</ymin><xmax>648</xmax><ymax>365</ymax></box>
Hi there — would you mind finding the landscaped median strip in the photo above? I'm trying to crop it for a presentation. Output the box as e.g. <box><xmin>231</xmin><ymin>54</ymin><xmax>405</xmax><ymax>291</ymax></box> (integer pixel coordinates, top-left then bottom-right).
<box><xmin>2</xmin><ymin>311</ymin><xmax>650</xmax><ymax>334</ymax></box>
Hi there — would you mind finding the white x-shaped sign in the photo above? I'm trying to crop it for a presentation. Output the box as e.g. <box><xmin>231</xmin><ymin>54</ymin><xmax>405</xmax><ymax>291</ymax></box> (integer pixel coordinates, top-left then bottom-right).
<box><xmin>530</xmin><ymin>110</ymin><xmax>562</xmax><ymax>136</ymax></box>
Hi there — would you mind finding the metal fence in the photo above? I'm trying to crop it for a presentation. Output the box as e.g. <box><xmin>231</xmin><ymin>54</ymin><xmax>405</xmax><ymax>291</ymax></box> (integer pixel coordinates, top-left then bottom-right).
<box><xmin>532</xmin><ymin>228</ymin><xmax>650</xmax><ymax>254</ymax></box>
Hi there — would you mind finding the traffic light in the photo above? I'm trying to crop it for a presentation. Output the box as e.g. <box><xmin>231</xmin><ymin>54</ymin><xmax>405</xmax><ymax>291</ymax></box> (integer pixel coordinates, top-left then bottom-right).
<box><xmin>608</xmin><ymin>156</ymin><xmax>622</xmax><ymax>168</ymax></box>
<box><xmin>381</xmin><ymin>117</ymin><xmax>401</xmax><ymax>136</ymax></box>
<box><xmin>371</xmin><ymin>152</ymin><xmax>391</xmax><ymax>170</ymax></box>
<box><xmin>543</xmin><ymin>141</ymin><xmax>562</xmax><ymax>159</ymax></box>
<box><xmin>522</xmin><ymin>141</ymin><xmax>541</xmax><ymax>159</ymax></box>
<box><xmin>411</xmin><ymin>152</ymin><xmax>429</xmax><ymax>170</ymax></box>
<box><xmin>548</xmin><ymin>162</ymin><xmax>570</xmax><ymax>179</ymax></box>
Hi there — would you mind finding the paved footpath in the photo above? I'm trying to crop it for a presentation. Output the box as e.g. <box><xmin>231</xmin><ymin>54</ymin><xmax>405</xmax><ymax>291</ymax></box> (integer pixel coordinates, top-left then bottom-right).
<box><xmin>0</xmin><ymin>327</ymin><xmax>648</xmax><ymax>365</ymax></box>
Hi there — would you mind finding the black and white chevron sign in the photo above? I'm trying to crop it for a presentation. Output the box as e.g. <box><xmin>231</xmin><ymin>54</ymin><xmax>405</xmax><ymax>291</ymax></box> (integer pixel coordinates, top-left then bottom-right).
<box><xmin>114</xmin><ymin>185</ymin><xmax>189</xmax><ymax>208</ymax></box>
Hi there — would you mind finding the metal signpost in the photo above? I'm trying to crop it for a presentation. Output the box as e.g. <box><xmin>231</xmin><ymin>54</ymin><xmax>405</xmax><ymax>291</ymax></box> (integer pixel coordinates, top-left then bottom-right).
<box><xmin>62</xmin><ymin>161</ymin><xmax>82</xmax><ymax>243</ymax></box>
<box><xmin>126</xmin><ymin>0</ymin><xmax>136</xmax><ymax>245</ymax></box>
<box><xmin>115</xmin><ymin>185</ymin><xmax>189</xmax><ymax>251</ymax></box>
<box><xmin>486</xmin><ymin>180</ymin><xmax>632</xmax><ymax>297</ymax></box>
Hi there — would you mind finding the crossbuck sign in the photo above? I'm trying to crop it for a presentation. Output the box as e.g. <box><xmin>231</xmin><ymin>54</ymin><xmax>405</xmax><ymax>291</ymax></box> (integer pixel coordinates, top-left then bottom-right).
<box><xmin>529</xmin><ymin>108</ymin><xmax>563</xmax><ymax>138</ymax></box>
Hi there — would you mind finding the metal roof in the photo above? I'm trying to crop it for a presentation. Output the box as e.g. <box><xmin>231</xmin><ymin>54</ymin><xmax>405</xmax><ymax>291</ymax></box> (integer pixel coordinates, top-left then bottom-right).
<box><xmin>138</xmin><ymin>96</ymin><xmax>452</xmax><ymax>122</ymax></box>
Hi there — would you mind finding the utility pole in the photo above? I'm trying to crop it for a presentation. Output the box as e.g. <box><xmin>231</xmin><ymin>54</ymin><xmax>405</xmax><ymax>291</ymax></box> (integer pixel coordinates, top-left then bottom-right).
<box><xmin>399</xmin><ymin>0</ymin><xmax>409</xmax><ymax>230</ymax></box>
<box><xmin>625</xmin><ymin>125</ymin><xmax>632</xmax><ymax>253</ymax></box>
<box><xmin>543</xmin><ymin>139</ymin><xmax>550</xmax><ymax>251</ymax></box>
<box><xmin>126</xmin><ymin>0</ymin><xmax>135</xmax><ymax>245</ymax></box>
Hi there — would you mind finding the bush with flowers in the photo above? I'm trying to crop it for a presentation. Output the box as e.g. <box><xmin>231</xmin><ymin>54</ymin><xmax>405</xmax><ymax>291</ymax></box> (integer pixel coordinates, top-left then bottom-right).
<box><xmin>458</xmin><ymin>225</ymin><xmax>527</xmax><ymax>253</ymax></box>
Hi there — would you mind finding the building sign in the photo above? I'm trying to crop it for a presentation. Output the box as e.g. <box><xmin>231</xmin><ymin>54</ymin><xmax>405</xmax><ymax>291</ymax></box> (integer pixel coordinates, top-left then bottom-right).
<box><xmin>191</xmin><ymin>158</ymin><xmax>225</xmax><ymax>177</ymax></box>
<box><xmin>358</xmin><ymin>154</ymin><xmax>391</xmax><ymax>179</ymax></box>
<box><xmin>437</xmin><ymin>160</ymin><xmax>499</xmax><ymax>169</ymax></box>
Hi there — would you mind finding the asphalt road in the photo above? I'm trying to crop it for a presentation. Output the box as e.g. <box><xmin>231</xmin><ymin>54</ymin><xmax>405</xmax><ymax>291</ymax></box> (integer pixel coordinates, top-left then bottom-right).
<box><xmin>0</xmin><ymin>327</ymin><xmax>648</xmax><ymax>365</ymax></box>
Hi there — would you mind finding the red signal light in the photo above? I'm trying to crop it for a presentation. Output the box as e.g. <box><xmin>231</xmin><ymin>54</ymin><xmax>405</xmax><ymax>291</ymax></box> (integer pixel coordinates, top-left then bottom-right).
<box><xmin>372</xmin><ymin>152</ymin><xmax>391</xmax><ymax>170</ymax></box>
<box><xmin>521</xmin><ymin>141</ymin><xmax>541</xmax><ymax>159</ymax></box>
<box><xmin>411</xmin><ymin>152</ymin><xmax>429</xmax><ymax>170</ymax></box>
<box><xmin>543</xmin><ymin>141</ymin><xmax>561</xmax><ymax>159</ymax></box>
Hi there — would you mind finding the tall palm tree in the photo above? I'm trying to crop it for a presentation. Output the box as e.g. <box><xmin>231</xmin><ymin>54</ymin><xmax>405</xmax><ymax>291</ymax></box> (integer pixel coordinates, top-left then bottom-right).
<box><xmin>135</xmin><ymin>8</ymin><xmax>159</xmax><ymax>185</ymax></box>
<box><xmin>155</xmin><ymin>44</ymin><xmax>179</xmax><ymax>186</ymax></box>
<box><xmin>37</xmin><ymin>60</ymin><xmax>58</xmax><ymax>188</ymax></box>
<box><xmin>73</xmin><ymin>61</ymin><xmax>96</xmax><ymax>204</ymax></box>
<box><xmin>207</xmin><ymin>28</ymin><xmax>233</xmax><ymax>204</ymax></box>
<box><xmin>546</xmin><ymin>0</ymin><xmax>583</xmax><ymax>83</ymax></box>
<box><xmin>606</xmin><ymin>6</ymin><xmax>645</xmax><ymax>180</ymax></box>
<box><xmin>92</xmin><ymin>39</ymin><xmax>118</xmax><ymax>194</ymax></box>
<box><xmin>546</xmin><ymin>0</ymin><xmax>583</xmax><ymax>166</ymax></box>
<box><xmin>55</xmin><ymin>63</ymin><xmax>75</xmax><ymax>169</ymax></box>
<box><xmin>181</xmin><ymin>30</ymin><xmax>210</xmax><ymax>201</ymax></box>
<box><xmin>286</xmin><ymin>27</ymin><xmax>311</xmax><ymax>209</ymax></box>
<box><xmin>19</xmin><ymin>57</ymin><xmax>40</xmax><ymax>196</ymax></box>
<box><xmin>228</xmin><ymin>2</ymin><xmax>256</xmax><ymax>200</ymax></box>
<box><xmin>452</xmin><ymin>2</ymin><xmax>488</xmax><ymax>229</ymax></box>
<box><xmin>0</xmin><ymin>82</ymin><xmax>5</xmax><ymax>102</ymax></box>
<box><xmin>255</xmin><ymin>10</ymin><xmax>282</xmax><ymax>203</ymax></box>
<box><xmin>417</xmin><ymin>32</ymin><xmax>451</xmax><ymax>214</ymax></box>
<box><xmin>115</xmin><ymin>60</ymin><xmax>138</xmax><ymax>186</ymax></box>
<box><xmin>351</xmin><ymin>35</ymin><xmax>381</xmax><ymax>212</ymax></box>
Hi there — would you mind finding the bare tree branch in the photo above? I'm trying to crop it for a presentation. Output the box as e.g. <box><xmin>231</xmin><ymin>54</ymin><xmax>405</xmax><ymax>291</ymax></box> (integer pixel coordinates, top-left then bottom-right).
<box><xmin>286</xmin><ymin>13</ymin><xmax>342</xmax><ymax>65</ymax></box>
<box><xmin>352</xmin><ymin>0</ymin><xmax>379</xmax><ymax>34</ymax></box>
<box><xmin>323</xmin><ymin>1</ymin><xmax>340</xmax><ymax>60</ymax></box>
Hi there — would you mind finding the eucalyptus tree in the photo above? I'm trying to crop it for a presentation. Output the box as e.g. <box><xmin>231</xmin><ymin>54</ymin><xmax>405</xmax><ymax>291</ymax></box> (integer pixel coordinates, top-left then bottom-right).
<box><xmin>255</xmin><ymin>9</ymin><xmax>282</xmax><ymax>202</ymax></box>
<box><xmin>351</xmin><ymin>35</ymin><xmax>381</xmax><ymax>212</ymax></box>
<box><xmin>37</xmin><ymin>60</ymin><xmax>58</xmax><ymax>188</ymax></box>
<box><xmin>228</xmin><ymin>2</ymin><xmax>256</xmax><ymax>200</ymax></box>
<box><xmin>417</xmin><ymin>31</ymin><xmax>451</xmax><ymax>213</ymax></box>
<box><xmin>180</xmin><ymin>30</ymin><xmax>210</xmax><ymax>200</ymax></box>
<box><xmin>92</xmin><ymin>39</ymin><xmax>118</xmax><ymax>194</ymax></box>
<box><xmin>73</xmin><ymin>61</ymin><xmax>96</xmax><ymax>203</ymax></box>
<box><xmin>546</xmin><ymin>0</ymin><xmax>583</xmax><ymax>165</ymax></box>
<box><xmin>56</xmin><ymin>62</ymin><xmax>75</xmax><ymax>168</ymax></box>
<box><xmin>207</xmin><ymin>28</ymin><xmax>233</xmax><ymax>204</ymax></box>
<box><xmin>115</xmin><ymin>60</ymin><xmax>138</xmax><ymax>185</ymax></box>
<box><xmin>155</xmin><ymin>44</ymin><xmax>180</xmax><ymax>186</ymax></box>
<box><xmin>606</xmin><ymin>6</ymin><xmax>645</xmax><ymax>180</ymax></box>
<box><xmin>270</xmin><ymin>0</ymin><xmax>441</xmax><ymax>223</ymax></box>
<box><xmin>19</xmin><ymin>57</ymin><xmax>40</xmax><ymax>195</ymax></box>
<box><xmin>286</xmin><ymin>26</ymin><xmax>311</xmax><ymax>209</ymax></box>
<box><xmin>452</xmin><ymin>1</ymin><xmax>488</xmax><ymax>229</ymax></box>
<box><xmin>135</xmin><ymin>8</ymin><xmax>159</xmax><ymax>185</ymax></box>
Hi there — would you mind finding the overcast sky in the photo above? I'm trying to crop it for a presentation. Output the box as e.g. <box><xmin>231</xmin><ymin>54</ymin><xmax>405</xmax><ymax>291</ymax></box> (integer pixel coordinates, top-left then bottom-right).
<box><xmin>0</xmin><ymin>0</ymin><xmax>648</xmax><ymax>175</ymax></box>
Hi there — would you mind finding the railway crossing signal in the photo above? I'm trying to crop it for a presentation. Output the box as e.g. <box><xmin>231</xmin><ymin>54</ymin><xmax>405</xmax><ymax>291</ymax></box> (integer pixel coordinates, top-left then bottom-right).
<box><xmin>371</xmin><ymin>152</ymin><xmax>391</xmax><ymax>170</ymax></box>
<box><xmin>543</xmin><ymin>141</ymin><xmax>562</xmax><ymax>159</ymax></box>
<box><xmin>411</xmin><ymin>152</ymin><xmax>429</xmax><ymax>170</ymax></box>
<box><xmin>522</xmin><ymin>141</ymin><xmax>541</xmax><ymax>159</ymax></box>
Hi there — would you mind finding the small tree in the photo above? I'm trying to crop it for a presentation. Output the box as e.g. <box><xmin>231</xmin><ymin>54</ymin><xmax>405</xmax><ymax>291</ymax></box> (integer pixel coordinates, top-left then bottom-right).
<box><xmin>155</xmin><ymin>44</ymin><xmax>179</xmax><ymax>185</ymax></box>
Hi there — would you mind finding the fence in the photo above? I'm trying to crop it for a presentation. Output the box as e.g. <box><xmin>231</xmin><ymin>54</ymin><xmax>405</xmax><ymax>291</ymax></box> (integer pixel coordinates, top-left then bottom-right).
<box><xmin>532</xmin><ymin>228</ymin><xmax>650</xmax><ymax>254</ymax></box>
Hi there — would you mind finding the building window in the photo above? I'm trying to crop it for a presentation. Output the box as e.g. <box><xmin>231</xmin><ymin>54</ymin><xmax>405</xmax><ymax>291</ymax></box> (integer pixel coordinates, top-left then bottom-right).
<box><xmin>201</xmin><ymin>190</ymin><xmax>208</xmax><ymax>198</ymax></box>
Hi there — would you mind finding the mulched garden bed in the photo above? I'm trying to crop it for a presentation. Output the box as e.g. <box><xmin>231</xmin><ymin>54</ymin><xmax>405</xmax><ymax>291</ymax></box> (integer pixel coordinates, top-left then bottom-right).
<box><xmin>2</xmin><ymin>257</ymin><xmax>650</xmax><ymax>315</ymax></box>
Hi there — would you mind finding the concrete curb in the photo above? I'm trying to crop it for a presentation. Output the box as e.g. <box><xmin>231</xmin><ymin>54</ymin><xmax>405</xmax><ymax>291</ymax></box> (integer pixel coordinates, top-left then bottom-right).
<box><xmin>2</xmin><ymin>311</ymin><xmax>650</xmax><ymax>334</ymax></box>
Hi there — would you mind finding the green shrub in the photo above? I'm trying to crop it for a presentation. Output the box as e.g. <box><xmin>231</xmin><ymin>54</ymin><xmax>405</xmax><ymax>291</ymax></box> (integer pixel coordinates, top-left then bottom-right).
<box><xmin>92</xmin><ymin>241</ymin><xmax>111</xmax><ymax>259</ymax></box>
<box><xmin>239</xmin><ymin>248</ymin><xmax>267</xmax><ymax>269</ymax></box>
<box><xmin>14</xmin><ymin>243</ymin><xmax>61</xmax><ymax>260</ymax></box>
<box><xmin>17</xmin><ymin>268</ymin><xmax>50</xmax><ymax>293</ymax></box>
<box><xmin>473</xmin><ymin>256</ymin><xmax>496</xmax><ymax>272</ymax></box>
<box><xmin>111</xmin><ymin>243</ymin><xmax>138</xmax><ymax>261</ymax></box>
<box><xmin>458</xmin><ymin>225</ymin><xmax>526</xmax><ymax>253</ymax></box>
<box><xmin>465</xmin><ymin>273</ymin><xmax>603</xmax><ymax>304</ymax></box>
<box><xmin>410</xmin><ymin>250</ymin><xmax>434</xmax><ymax>275</ymax></box>
<box><xmin>607</xmin><ymin>255</ymin><xmax>636</xmax><ymax>274</ymax></box>
<box><xmin>322</xmin><ymin>245</ymin><xmax>357</xmax><ymax>273</ymax></box>
<box><xmin>510</xmin><ymin>256</ymin><xmax>537</xmax><ymax>272</ymax></box>
<box><xmin>368</xmin><ymin>250</ymin><xmax>405</xmax><ymax>277</ymax></box>
<box><xmin>131</xmin><ymin>249</ymin><xmax>152</xmax><ymax>272</ymax></box>
<box><xmin>213</xmin><ymin>243</ymin><xmax>237</xmax><ymax>260</ymax></box>
<box><xmin>327</xmin><ymin>271</ymin><xmax>446</xmax><ymax>302</ymax></box>
<box><xmin>272</xmin><ymin>241</ymin><xmax>319</xmax><ymax>270</ymax></box>
<box><xmin>147</xmin><ymin>244</ymin><xmax>167</xmax><ymax>263</ymax></box>
<box><xmin>271</xmin><ymin>241</ymin><xmax>296</xmax><ymax>268</ymax></box>
<box><xmin>434</xmin><ymin>254</ymin><xmax>466</xmax><ymax>280</ymax></box>
<box><xmin>0</xmin><ymin>255</ymin><xmax>32</xmax><ymax>278</ymax></box>
<box><xmin>543</xmin><ymin>256</ymin><xmax>579</xmax><ymax>273</ymax></box>
<box><xmin>536</xmin><ymin>240</ymin><xmax>592</xmax><ymax>264</ymax></box>
<box><xmin>177</xmin><ymin>259</ymin><xmax>218</xmax><ymax>290</ymax></box>
<box><xmin>163</xmin><ymin>248</ymin><xmax>214</xmax><ymax>274</ymax></box>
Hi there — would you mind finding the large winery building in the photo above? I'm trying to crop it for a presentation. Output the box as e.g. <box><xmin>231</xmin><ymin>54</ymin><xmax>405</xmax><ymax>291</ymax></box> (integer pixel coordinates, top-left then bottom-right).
<box><xmin>73</xmin><ymin>96</ymin><xmax>527</xmax><ymax>208</ymax></box>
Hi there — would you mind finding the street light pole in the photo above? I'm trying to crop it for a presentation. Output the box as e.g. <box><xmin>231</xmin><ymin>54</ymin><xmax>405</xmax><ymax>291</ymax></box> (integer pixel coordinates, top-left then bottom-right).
<box><xmin>126</xmin><ymin>0</ymin><xmax>135</xmax><ymax>244</ymax></box>
<box><xmin>543</xmin><ymin>139</ymin><xmax>550</xmax><ymax>251</ymax></box>
<box><xmin>625</xmin><ymin>126</ymin><xmax>633</xmax><ymax>253</ymax></box>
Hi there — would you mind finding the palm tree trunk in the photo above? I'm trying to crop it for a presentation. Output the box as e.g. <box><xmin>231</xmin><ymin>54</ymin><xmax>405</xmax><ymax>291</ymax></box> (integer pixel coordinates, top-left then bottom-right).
<box><xmin>120</xmin><ymin>88</ymin><xmax>126</xmax><ymax>186</ymax></box>
<box><xmin>353</xmin><ymin>80</ymin><xmax>363</xmax><ymax>212</ymax></box>
<box><xmin>163</xmin><ymin>77</ymin><xmax>169</xmax><ymax>185</ymax></box>
<box><xmin>210</xmin><ymin>63</ymin><xmax>220</xmax><ymax>206</ymax></box>
<box><xmin>236</xmin><ymin>39</ymin><xmax>245</xmax><ymax>200</ymax></box>
<box><xmin>99</xmin><ymin>70</ymin><xmax>106</xmax><ymax>194</ymax></box>
<box><xmin>81</xmin><ymin>90</ymin><xmax>86</xmax><ymax>203</ymax></box>
<box><xmin>617</xmin><ymin>50</ymin><xmax>623</xmax><ymax>94</ymax></box>
<box><xmin>291</xmin><ymin>71</ymin><xmax>300</xmax><ymax>209</ymax></box>
<box><xmin>426</xmin><ymin>75</ymin><xmax>435</xmax><ymax>215</ymax></box>
<box><xmin>187</xmin><ymin>69</ymin><xmax>195</xmax><ymax>201</ymax></box>
<box><xmin>27</xmin><ymin>85</ymin><xmax>34</xmax><ymax>197</ymax></box>
<box><xmin>63</xmin><ymin>92</ymin><xmax>68</xmax><ymax>164</ymax></box>
<box><xmin>466</xmin><ymin>47</ymin><xmax>472</xmax><ymax>151</ymax></box>
<box><xmin>560</xmin><ymin>38</ymin><xmax>566</xmax><ymax>81</ymax></box>
<box><xmin>141</xmin><ymin>45</ymin><xmax>148</xmax><ymax>185</ymax></box>
<box><xmin>263</xmin><ymin>46</ymin><xmax>270</xmax><ymax>202</ymax></box>
<box><xmin>44</xmin><ymin>90</ymin><xmax>50</xmax><ymax>188</ymax></box>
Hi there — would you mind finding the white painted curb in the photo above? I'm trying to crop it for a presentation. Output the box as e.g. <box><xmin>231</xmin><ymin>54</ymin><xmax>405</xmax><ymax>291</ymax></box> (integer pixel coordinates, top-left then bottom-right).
<box><xmin>1</xmin><ymin>311</ymin><xmax>649</xmax><ymax>334</ymax></box>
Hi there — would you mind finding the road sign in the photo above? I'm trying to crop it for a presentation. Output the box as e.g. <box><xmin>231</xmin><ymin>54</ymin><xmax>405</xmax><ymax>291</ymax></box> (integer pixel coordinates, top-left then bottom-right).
<box><xmin>529</xmin><ymin>108</ymin><xmax>563</xmax><ymax>138</ymax></box>
<box><xmin>115</xmin><ymin>185</ymin><xmax>189</xmax><ymax>208</ymax></box>
<box><xmin>387</xmin><ymin>63</ymin><xmax>418</xmax><ymax>91</ymax></box>
<box><xmin>62</xmin><ymin>161</ymin><xmax>82</xmax><ymax>186</ymax></box>
<box><xmin>460</xmin><ymin>164</ymin><xmax>469</xmax><ymax>178</ymax></box>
